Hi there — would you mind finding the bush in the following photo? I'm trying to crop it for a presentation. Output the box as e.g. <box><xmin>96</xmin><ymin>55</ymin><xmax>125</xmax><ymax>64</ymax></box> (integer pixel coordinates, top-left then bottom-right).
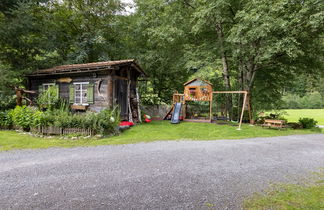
<box><xmin>298</xmin><ymin>118</ymin><xmax>318</xmax><ymax>129</ymax></box>
<box><xmin>0</xmin><ymin>94</ymin><xmax>16</xmax><ymax>111</ymax></box>
<box><xmin>31</xmin><ymin>110</ymin><xmax>44</xmax><ymax>128</ymax></box>
<box><xmin>0</xmin><ymin>110</ymin><xmax>13</xmax><ymax>128</ymax></box>
<box><xmin>9</xmin><ymin>106</ymin><xmax>46</xmax><ymax>130</ymax></box>
<box><xmin>36</xmin><ymin>86</ymin><xmax>60</xmax><ymax>111</ymax></box>
<box><xmin>11</xmin><ymin>106</ymin><xmax>35</xmax><ymax>130</ymax></box>
<box><xmin>3</xmin><ymin>105</ymin><xmax>120</xmax><ymax>135</ymax></box>
<box><xmin>45</xmin><ymin>108</ymin><xmax>120</xmax><ymax>135</ymax></box>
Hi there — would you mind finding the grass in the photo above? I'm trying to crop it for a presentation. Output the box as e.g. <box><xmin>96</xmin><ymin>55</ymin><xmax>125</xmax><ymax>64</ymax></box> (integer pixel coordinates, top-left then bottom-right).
<box><xmin>244</xmin><ymin>172</ymin><xmax>324</xmax><ymax>209</ymax></box>
<box><xmin>281</xmin><ymin>109</ymin><xmax>324</xmax><ymax>125</ymax></box>
<box><xmin>0</xmin><ymin>121</ymin><xmax>321</xmax><ymax>151</ymax></box>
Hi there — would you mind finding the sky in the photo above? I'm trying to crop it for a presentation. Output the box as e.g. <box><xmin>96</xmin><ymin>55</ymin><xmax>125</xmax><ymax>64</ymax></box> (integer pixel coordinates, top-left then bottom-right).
<box><xmin>121</xmin><ymin>0</ymin><xmax>135</xmax><ymax>14</ymax></box>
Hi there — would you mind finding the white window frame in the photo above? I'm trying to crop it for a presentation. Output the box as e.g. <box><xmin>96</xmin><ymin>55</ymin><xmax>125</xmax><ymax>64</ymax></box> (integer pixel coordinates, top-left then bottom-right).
<box><xmin>73</xmin><ymin>82</ymin><xmax>89</xmax><ymax>106</ymax></box>
<box><xmin>42</xmin><ymin>83</ymin><xmax>55</xmax><ymax>91</ymax></box>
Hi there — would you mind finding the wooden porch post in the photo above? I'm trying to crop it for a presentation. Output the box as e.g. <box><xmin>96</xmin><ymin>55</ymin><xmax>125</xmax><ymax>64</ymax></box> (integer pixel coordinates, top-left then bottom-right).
<box><xmin>107</xmin><ymin>75</ymin><xmax>113</xmax><ymax>109</ymax></box>
<box><xmin>209</xmin><ymin>93</ymin><xmax>213</xmax><ymax>122</ymax></box>
<box><xmin>127</xmin><ymin>70</ymin><xmax>133</xmax><ymax>122</ymax></box>
<box><xmin>237</xmin><ymin>91</ymin><xmax>247</xmax><ymax>130</ymax></box>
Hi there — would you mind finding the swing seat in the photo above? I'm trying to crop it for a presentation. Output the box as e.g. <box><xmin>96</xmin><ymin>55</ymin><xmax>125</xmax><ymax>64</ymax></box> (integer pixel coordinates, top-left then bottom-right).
<box><xmin>214</xmin><ymin>116</ymin><xmax>230</xmax><ymax>121</ymax></box>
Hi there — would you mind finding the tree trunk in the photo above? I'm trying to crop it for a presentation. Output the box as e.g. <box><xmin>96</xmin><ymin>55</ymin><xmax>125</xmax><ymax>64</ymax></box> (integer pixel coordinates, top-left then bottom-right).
<box><xmin>239</xmin><ymin>58</ymin><xmax>257</xmax><ymax>124</ymax></box>
<box><xmin>216</xmin><ymin>23</ymin><xmax>233</xmax><ymax>119</ymax></box>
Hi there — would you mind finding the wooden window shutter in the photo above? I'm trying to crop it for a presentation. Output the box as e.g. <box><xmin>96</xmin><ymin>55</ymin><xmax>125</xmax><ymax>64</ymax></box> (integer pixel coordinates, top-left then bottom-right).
<box><xmin>69</xmin><ymin>84</ymin><xmax>74</xmax><ymax>104</ymax></box>
<box><xmin>87</xmin><ymin>83</ymin><xmax>94</xmax><ymax>104</ymax></box>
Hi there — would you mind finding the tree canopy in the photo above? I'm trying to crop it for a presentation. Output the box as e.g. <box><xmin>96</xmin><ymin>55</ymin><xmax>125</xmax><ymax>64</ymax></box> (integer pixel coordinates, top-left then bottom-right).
<box><xmin>0</xmin><ymin>0</ymin><xmax>323</xmax><ymax>113</ymax></box>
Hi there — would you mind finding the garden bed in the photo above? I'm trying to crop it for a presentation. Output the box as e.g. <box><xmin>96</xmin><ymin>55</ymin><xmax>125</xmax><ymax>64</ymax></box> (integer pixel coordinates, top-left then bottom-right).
<box><xmin>0</xmin><ymin>105</ymin><xmax>120</xmax><ymax>137</ymax></box>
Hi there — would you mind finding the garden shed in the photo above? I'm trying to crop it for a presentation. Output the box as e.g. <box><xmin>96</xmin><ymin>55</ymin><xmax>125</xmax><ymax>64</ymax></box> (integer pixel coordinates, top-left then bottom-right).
<box><xmin>26</xmin><ymin>59</ymin><xmax>147</xmax><ymax>122</ymax></box>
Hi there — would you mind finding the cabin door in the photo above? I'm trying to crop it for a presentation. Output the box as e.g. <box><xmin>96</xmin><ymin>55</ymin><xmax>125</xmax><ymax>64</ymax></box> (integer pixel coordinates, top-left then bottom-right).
<box><xmin>116</xmin><ymin>79</ymin><xmax>128</xmax><ymax>120</ymax></box>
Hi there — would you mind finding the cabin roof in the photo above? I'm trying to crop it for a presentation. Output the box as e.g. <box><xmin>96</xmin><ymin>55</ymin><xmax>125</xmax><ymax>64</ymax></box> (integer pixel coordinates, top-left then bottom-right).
<box><xmin>183</xmin><ymin>78</ymin><xmax>213</xmax><ymax>86</ymax></box>
<box><xmin>27</xmin><ymin>59</ymin><xmax>146</xmax><ymax>77</ymax></box>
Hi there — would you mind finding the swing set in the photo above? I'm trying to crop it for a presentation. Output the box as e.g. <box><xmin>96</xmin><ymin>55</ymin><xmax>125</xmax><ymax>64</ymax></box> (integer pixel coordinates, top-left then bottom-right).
<box><xmin>164</xmin><ymin>78</ymin><xmax>252</xmax><ymax>130</ymax></box>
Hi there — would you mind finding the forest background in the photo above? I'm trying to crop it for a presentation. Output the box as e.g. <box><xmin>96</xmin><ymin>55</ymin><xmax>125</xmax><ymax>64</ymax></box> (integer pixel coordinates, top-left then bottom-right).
<box><xmin>0</xmin><ymin>0</ymin><xmax>323</xmax><ymax>114</ymax></box>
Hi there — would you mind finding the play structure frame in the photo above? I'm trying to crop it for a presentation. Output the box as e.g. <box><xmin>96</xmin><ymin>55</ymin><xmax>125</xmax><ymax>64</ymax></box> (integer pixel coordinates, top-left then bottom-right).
<box><xmin>210</xmin><ymin>91</ymin><xmax>249</xmax><ymax>130</ymax></box>
<box><xmin>165</xmin><ymin>79</ymin><xmax>251</xmax><ymax>130</ymax></box>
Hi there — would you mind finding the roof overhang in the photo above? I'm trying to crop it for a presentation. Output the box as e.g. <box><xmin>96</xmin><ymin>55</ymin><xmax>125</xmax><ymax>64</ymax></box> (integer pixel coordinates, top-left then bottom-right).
<box><xmin>26</xmin><ymin>59</ymin><xmax>147</xmax><ymax>77</ymax></box>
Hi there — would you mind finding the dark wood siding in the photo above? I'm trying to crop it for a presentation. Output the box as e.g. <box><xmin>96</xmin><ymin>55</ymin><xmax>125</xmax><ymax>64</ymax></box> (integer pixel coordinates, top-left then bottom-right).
<box><xmin>28</xmin><ymin>65</ymin><xmax>142</xmax><ymax>122</ymax></box>
<box><xmin>29</xmin><ymin>72</ymin><xmax>111</xmax><ymax>112</ymax></box>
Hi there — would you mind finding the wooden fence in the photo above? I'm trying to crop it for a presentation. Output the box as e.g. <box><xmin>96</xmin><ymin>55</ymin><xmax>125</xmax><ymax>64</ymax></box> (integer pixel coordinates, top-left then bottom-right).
<box><xmin>31</xmin><ymin>126</ymin><xmax>95</xmax><ymax>136</ymax></box>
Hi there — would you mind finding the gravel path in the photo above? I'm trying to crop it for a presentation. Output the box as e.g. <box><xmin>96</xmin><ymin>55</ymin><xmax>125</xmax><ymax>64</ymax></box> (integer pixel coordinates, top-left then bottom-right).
<box><xmin>0</xmin><ymin>134</ymin><xmax>324</xmax><ymax>209</ymax></box>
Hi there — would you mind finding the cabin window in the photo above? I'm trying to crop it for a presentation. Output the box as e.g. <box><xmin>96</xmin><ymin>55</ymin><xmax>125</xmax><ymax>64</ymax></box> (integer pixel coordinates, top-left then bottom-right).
<box><xmin>74</xmin><ymin>82</ymin><xmax>89</xmax><ymax>105</ymax></box>
<box><xmin>42</xmin><ymin>83</ymin><xmax>55</xmax><ymax>91</ymax></box>
<box><xmin>189</xmin><ymin>88</ymin><xmax>196</xmax><ymax>95</ymax></box>
<box><xmin>38</xmin><ymin>83</ymin><xmax>58</xmax><ymax>105</ymax></box>
<box><xmin>200</xmin><ymin>87</ymin><xmax>208</xmax><ymax>94</ymax></box>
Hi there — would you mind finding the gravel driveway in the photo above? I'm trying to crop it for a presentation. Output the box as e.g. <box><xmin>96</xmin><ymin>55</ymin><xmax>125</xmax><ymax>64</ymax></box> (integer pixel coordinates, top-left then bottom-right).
<box><xmin>0</xmin><ymin>134</ymin><xmax>323</xmax><ymax>209</ymax></box>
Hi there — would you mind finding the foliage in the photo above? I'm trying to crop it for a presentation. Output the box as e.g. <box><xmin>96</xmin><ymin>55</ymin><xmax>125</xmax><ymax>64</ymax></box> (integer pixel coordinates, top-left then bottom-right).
<box><xmin>10</xmin><ymin>106</ymin><xmax>35</xmax><ymax>130</ymax></box>
<box><xmin>0</xmin><ymin>93</ymin><xmax>16</xmax><ymax>111</ymax></box>
<box><xmin>0</xmin><ymin>110</ymin><xmax>13</xmax><ymax>127</ymax></box>
<box><xmin>6</xmin><ymin>104</ymin><xmax>120</xmax><ymax>135</ymax></box>
<box><xmin>282</xmin><ymin>92</ymin><xmax>324</xmax><ymax>109</ymax></box>
<box><xmin>299</xmin><ymin>118</ymin><xmax>318</xmax><ymax>129</ymax></box>
<box><xmin>36</xmin><ymin>86</ymin><xmax>60</xmax><ymax>110</ymax></box>
<box><xmin>0</xmin><ymin>0</ymin><xmax>323</xmax><ymax>112</ymax></box>
<box><xmin>41</xmin><ymin>107</ymin><xmax>120</xmax><ymax>135</ymax></box>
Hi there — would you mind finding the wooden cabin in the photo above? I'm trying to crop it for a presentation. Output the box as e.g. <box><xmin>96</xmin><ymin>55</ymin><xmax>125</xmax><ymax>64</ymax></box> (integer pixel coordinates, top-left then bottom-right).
<box><xmin>26</xmin><ymin>59</ymin><xmax>146</xmax><ymax>122</ymax></box>
<box><xmin>183</xmin><ymin>78</ymin><xmax>213</xmax><ymax>101</ymax></box>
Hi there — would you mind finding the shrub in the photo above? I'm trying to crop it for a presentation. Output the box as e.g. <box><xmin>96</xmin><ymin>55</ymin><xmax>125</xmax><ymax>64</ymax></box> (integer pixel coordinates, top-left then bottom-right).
<box><xmin>93</xmin><ymin>108</ymin><xmax>120</xmax><ymax>134</ymax></box>
<box><xmin>5</xmin><ymin>105</ymin><xmax>120</xmax><ymax>136</ymax></box>
<box><xmin>36</xmin><ymin>86</ymin><xmax>60</xmax><ymax>111</ymax></box>
<box><xmin>0</xmin><ymin>110</ymin><xmax>13</xmax><ymax>128</ymax></box>
<box><xmin>49</xmin><ymin>107</ymin><xmax>120</xmax><ymax>135</ymax></box>
<box><xmin>10</xmin><ymin>106</ymin><xmax>35</xmax><ymax>130</ymax></box>
<box><xmin>298</xmin><ymin>118</ymin><xmax>318</xmax><ymax>129</ymax></box>
<box><xmin>31</xmin><ymin>110</ymin><xmax>44</xmax><ymax>128</ymax></box>
<box><xmin>0</xmin><ymin>94</ymin><xmax>16</xmax><ymax>111</ymax></box>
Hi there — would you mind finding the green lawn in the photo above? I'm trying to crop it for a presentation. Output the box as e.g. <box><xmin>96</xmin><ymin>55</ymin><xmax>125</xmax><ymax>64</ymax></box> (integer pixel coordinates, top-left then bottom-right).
<box><xmin>244</xmin><ymin>172</ymin><xmax>324</xmax><ymax>209</ymax></box>
<box><xmin>282</xmin><ymin>109</ymin><xmax>324</xmax><ymax>125</ymax></box>
<box><xmin>0</xmin><ymin>121</ymin><xmax>321</xmax><ymax>151</ymax></box>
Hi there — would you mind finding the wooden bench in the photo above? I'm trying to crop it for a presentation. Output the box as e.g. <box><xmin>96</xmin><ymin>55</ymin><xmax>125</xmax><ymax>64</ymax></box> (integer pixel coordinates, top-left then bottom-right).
<box><xmin>263</xmin><ymin>119</ymin><xmax>286</xmax><ymax>129</ymax></box>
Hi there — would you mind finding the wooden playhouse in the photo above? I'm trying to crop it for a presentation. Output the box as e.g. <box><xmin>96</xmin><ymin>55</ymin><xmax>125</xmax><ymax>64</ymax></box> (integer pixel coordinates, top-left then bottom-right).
<box><xmin>165</xmin><ymin>78</ymin><xmax>250</xmax><ymax>129</ymax></box>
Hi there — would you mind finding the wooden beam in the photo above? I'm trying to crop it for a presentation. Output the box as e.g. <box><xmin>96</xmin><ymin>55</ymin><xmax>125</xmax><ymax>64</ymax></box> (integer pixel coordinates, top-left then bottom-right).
<box><xmin>107</xmin><ymin>75</ymin><xmax>113</xmax><ymax>109</ymax></box>
<box><xmin>127</xmin><ymin>69</ymin><xmax>133</xmax><ymax>123</ymax></box>
<box><xmin>136</xmin><ymin>87</ymin><xmax>142</xmax><ymax>123</ymax></box>
<box><xmin>238</xmin><ymin>92</ymin><xmax>248</xmax><ymax>130</ymax></box>
<box><xmin>113</xmin><ymin>75</ymin><xmax>128</xmax><ymax>81</ymax></box>
<box><xmin>212</xmin><ymin>91</ymin><xmax>248</xmax><ymax>94</ymax></box>
<box><xmin>209</xmin><ymin>94</ymin><xmax>213</xmax><ymax>122</ymax></box>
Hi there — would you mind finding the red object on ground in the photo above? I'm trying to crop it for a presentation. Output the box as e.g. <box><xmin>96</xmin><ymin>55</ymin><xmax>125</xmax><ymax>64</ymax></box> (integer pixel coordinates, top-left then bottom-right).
<box><xmin>179</xmin><ymin>116</ymin><xmax>184</xmax><ymax>121</ymax></box>
<box><xmin>119</xmin><ymin>121</ymin><xmax>134</xmax><ymax>126</ymax></box>
<box><xmin>144</xmin><ymin>119</ymin><xmax>151</xmax><ymax>123</ymax></box>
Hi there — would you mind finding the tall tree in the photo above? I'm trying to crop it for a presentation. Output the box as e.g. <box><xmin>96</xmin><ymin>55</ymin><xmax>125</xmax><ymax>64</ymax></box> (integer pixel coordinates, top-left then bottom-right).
<box><xmin>228</xmin><ymin>0</ymin><xmax>324</xmax><ymax>112</ymax></box>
